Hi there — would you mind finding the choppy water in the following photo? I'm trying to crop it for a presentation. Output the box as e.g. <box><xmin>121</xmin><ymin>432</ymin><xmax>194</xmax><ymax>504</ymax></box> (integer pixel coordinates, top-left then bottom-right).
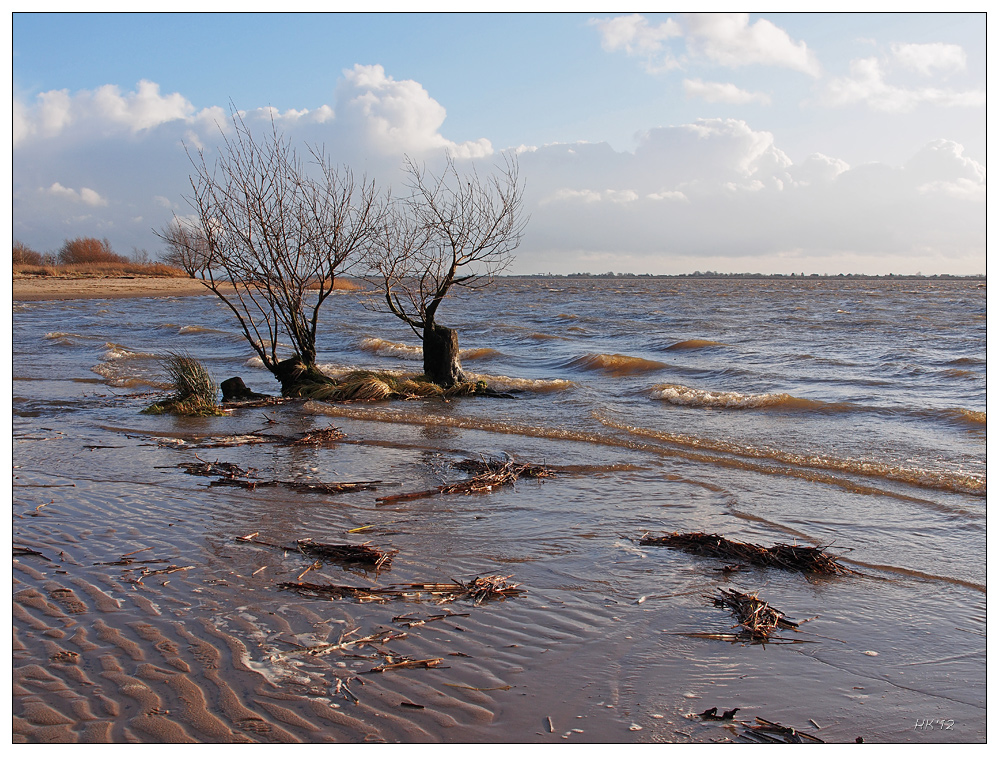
<box><xmin>13</xmin><ymin>278</ymin><xmax>986</xmax><ymax>743</ymax></box>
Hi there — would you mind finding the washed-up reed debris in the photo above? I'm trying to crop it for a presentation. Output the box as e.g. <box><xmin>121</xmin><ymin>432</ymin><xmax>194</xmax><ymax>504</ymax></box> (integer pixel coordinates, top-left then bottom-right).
<box><xmin>285</xmin><ymin>481</ymin><xmax>380</xmax><ymax>495</ymax></box>
<box><xmin>639</xmin><ymin>531</ymin><xmax>853</xmax><ymax>575</ymax></box>
<box><xmin>392</xmin><ymin>612</ymin><xmax>471</xmax><ymax>628</ymax></box>
<box><xmin>740</xmin><ymin>718</ymin><xmax>824</xmax><ymax>744</ymax></box>
<box><xmin>278</xmin><ymin>575</ymin><xmax>523</xmax><ymax>605</ymax></box>
<box><xmin>271</xmin><ymin>628</ymin><xmax>409</xmax><ymax>661</ymax></box>
<box><xmin>710</xmin><ymin>588</ymin><xmax>799</xmax><ymax>644</ymax></box>
<box><xmin>236</xmin><ymin>534</ymin><xmax>397</xmax><ymax>570</ymax></box>
<box><xmin>175</xmin><ymin>459</ymin><xmax>257</xmax><ymax>479</ymax></box>
<box><xmin>14</xmin><ymin>546</ymin><xmax>52</xmax><ymax>561</ymax></box>
<box><xmin>377</xmin><ymin>458</ymin><xmax>554</xmax><ymax>504</ymax></box>
<box><xmin>290</xmin><ymin>425</ymin><xmax>347</xmax><ymax>445</ymax></box>
<box><xmin>300</xmin><ymin>370</ymin><xmax>511</xmax><ymax>402</ymax></box>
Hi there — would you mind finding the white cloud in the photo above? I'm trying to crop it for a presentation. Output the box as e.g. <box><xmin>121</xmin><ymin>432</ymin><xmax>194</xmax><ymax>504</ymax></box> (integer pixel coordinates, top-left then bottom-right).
<box><xmin>682</xmin><ymin>13</ymin><xmax>821</xmax><ymax>76</ymax></box>
<box><xmin>518</xmin><ymin>126</ymin><xmax>983</xmax><ymax>273</ymax></box>
<box><xmin>590</xmin><ymin>14</ymin><xmax>683</xmax><ymax>71</ymax></box>
<box><xmin>787</xmin><ymin>153</ymin><xmax>850</xmax><ymax>186</ymax></box>
<box><xmin>824</xmin><ymin>57</ymin><xmax>985</xmax><ymax>112</ymax></box>
<box><xmin>335</xmin><ymin>64</ymin><xmax>492</xmax><ymax>159</ymax></box>
<box><xmin>591</xmin><ymin>12</ymin><xmax>819</xmax><ymax>77</ymax></box>
<box><xmin>44</xmin><ymin>182</ymin><xmax>108</xmax><ymax>206</ymax></box>
<box><xmin>683</xmin><ymin>78</ymin><xmax>771</xmax><ymax>105</ymax></box>
<box><xmin>891</xmin><ymin>42</ymin><xmax>967</xmax><ymax>75</ymax></box>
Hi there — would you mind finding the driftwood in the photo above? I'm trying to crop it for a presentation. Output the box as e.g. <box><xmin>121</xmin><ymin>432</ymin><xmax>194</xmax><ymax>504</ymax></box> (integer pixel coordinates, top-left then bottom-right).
<box><xmin>279</xmin><ymin>575</ymin><xmax>523</xmax><ymax>605</ymax></box>
<box><xmin>640</xmin><ymin>531</ymin><xmax>852</xmax><ymax>575</ymax></box>
<box><xmin>237</xmin><ymin>535</ymin><xmax>396</xmax><ymax>571</ymax></box>
<box><xmin>377</xmin><ymin>458</ymin><xmax>553</xmax><ymax>505</ymax></box>
<box><xmin>710</xmin><ymin>588</ymin><xmax>799</xmax><ymax>644</ymax></box>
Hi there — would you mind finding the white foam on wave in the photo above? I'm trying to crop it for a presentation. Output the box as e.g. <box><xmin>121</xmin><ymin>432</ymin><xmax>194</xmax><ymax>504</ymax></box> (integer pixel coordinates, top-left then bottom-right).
<box><xmin>652</xmin><ymin>383</ymin><xmax>806</xmax><ymax>409</ymax></box>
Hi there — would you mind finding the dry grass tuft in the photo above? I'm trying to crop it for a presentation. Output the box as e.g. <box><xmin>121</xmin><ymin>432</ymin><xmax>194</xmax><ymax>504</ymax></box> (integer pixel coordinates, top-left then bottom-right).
<box><xmin>143</xmin><ymin>354</ymin><xmax>223</xmax><ymax>416</ymax></box>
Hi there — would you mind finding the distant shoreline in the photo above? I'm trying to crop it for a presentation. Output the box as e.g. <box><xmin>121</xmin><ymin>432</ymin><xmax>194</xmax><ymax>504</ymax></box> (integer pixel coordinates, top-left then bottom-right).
<box><xmin>509</xmin><ymin>273</ymin><xmax>985</xmax><ymax>281</ymax></box>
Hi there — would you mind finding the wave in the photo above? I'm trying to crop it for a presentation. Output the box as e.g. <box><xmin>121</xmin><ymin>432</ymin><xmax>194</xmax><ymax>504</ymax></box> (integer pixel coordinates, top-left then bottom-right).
<box><xmin>467</xmin><ymin>372</ymin><xmax>575</xmax><ymax>394</ymax></box>
<box><xmin>359</xmin><ymin>337</ymin><xmax>422</xmax><ymax>359</ymax></box>
<box><xmin>307</xmin><ymin>403</ymin><xmax>983</xmax><ymax>499</ymax></box>
<box><xmin>652</xmin><ymin>383</ymin><xmax>831</xmax><ymax>411</ymax></box>
<box><xmin>178</xmin><ymin>325</ymin><xmax>231</xmax><ymax>336</ymax></box>
<box><xmin>664</xmin><ymin>339</ymin><xmax>726</xmax><ymax>351</ymax></box>
<box><xmin>936</xmin><ymin>408</ymin><xmax>986</xmax><ymax>427</ymax></box>
<box><xmin>359</xmin><ymin>337</ymin><xmax>502</xmax><ymax>362</ymax></box>
<box><xmin>595</xmin><ymin>413</ymin><xmax>985</xmax><ymax>497</ymax></box>
<box><xmin>526</xmin><ymin>332</ymin><xmax>570</xmax><ymax>342</ymax></box>
<box><xmin>567</xmin><ymin>353</ymin><xmax>668</xmax><ymax>377</ymax></box>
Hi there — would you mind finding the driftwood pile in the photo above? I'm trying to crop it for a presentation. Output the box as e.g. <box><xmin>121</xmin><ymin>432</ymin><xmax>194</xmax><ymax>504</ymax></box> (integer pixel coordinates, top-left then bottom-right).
<box><xmin>640</xmin><ymin>531</ymin><xmax>852</xmax><ymax>575</ymax></box>
<box><xmin>710</xmin><ymin>588</ymin><xmax>799</xmax><ymax>644</ymax></box>
<box><xmin>376</xmin><ymin>458</ymin><xmax>554</xmax><ymax>504</ymax></box>
<box><xmin>278</xmin><ymin>575</ymin><xmax>523</xmax><ymax>605</ymax></box>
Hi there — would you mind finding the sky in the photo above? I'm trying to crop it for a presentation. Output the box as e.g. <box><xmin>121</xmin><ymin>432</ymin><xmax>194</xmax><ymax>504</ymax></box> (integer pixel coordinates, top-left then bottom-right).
<box><xmin>10</xmin><ymin>10</ymin><xmax>988</xmax><ymax>275</ymax></box>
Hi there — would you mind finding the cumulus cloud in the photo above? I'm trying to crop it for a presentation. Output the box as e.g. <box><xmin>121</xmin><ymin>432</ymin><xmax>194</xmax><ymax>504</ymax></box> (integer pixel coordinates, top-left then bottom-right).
<box><xmin>683</xmin><ymin>78</ymin><xmax>771</xmax><ymax>105</ymax></box>
<box><xmin>334</xmin><ymin>64</ymin><xmax>492</xmax><ymax>158</ymax></box>
<box><xmin>824</xmin><ymin>56</ymin><xmax>984</xmax><ymax>112</ymax></box>
<box><xmin>591</xmin><ymin>12</ymin><xmax>819</xmax><ymax>77</ymax></box>
<box><xmin>891</xmin><ymin>42</ymin><xmax>967</xmax><ymax>75</ymax></box>
<box><xmin>44</xmin><ymin>182</ymin><xmax>108</xmax><ymax>206</ymax></box>
<box><xmin>682</xmin><ymin>13</ymin><xmax>821</xmax><ymax>76</ymax></box>
<box><xmin>590</xmin><ymin>13</ymin><xmax>683</xmax><ymax>71</ymax></box>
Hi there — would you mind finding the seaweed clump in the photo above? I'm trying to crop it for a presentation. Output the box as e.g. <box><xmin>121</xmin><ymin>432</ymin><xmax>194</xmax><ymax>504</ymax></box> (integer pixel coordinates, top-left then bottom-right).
<box><xmin>142</xmin><ymin>354</ymin><xmax>223</xmax><ymax>416</ymax></box>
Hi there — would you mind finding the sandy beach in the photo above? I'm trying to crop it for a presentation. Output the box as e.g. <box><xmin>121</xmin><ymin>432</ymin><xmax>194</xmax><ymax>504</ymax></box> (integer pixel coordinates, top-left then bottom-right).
<box><xmin>12</xmin><ymin>276</ymin><xmax>222</xmax><ymax>301</ymax></box>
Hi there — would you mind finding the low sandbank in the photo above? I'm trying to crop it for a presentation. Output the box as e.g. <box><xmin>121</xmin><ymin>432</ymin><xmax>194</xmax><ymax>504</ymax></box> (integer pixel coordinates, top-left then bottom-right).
<box><xmin>13</xmin><ymin>276</ymin><xmax>362</xmax><ymax>302</ymax></box>
<box><xmin>13</xmin><ymin>275</ymin><xmax>221</xmax><ymax>301</ymax></box>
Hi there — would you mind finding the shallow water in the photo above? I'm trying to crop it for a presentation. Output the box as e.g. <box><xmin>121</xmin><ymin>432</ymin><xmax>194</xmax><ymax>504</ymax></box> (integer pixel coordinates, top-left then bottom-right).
<box><xmin>12</xmin><ymin>278</ymin><xmax>986</xmax><ymax>743</ymax></box>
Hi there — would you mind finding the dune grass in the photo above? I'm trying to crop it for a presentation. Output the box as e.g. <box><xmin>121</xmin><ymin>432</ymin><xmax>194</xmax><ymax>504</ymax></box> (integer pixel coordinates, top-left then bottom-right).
<box><xmin>142</xmin><ymin>354</ymin><xmax>224</xmax><ymax>416</ymax></box>
<box><xmin>14</xmin><ymin>261</ymin><xmax>188</xmax><ymax>278</ymax></box>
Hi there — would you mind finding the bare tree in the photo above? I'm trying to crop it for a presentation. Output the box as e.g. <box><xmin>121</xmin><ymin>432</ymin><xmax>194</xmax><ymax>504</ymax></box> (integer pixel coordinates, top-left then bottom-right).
<box><xmin>366</xmin><ymin>153</ymin><xmax>527</xmax><ymax>386</ymax></box>
<box><xmin>181</xmin><ymin>112</ymin><xmax>385</xmax><ymax>396</ymax></box>
<box><xmin>159</xmin><ymin>218</ymin><xmax>211</xmax><ymax>278</ymax></box>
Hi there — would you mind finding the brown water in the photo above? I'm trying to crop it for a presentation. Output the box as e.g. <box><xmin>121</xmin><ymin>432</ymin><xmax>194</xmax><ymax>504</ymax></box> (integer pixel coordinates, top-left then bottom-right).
<box><xmin>12</xmin><ymin>278</ymin><xmax>986</xmax><ymax>743</ymax></box>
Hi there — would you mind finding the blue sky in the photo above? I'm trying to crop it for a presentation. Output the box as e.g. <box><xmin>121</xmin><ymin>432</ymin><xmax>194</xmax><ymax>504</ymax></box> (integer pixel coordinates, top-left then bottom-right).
<box><xmin>11</xmin><ymin>11</ymin><xmax>987</xmax><ymax>275</ymax></box>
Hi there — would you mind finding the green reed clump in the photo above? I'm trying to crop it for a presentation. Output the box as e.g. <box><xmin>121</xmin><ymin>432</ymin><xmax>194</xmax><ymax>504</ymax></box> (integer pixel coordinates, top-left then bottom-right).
<box><xmin>142</xmin><ymin>354</ymin><xmax>223</xmax><ymax>416</ymax></box>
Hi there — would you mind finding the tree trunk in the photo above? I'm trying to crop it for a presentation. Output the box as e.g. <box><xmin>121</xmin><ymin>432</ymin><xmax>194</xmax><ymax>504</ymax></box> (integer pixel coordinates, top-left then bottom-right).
<box><xmin>272</xmin><ymin>356</ymin><xmax>337</xmax><ymax>397</ymax></box>
<box><xmin>423</xmin><ymin>323</ymin><xmax>466</xmax><ymax>387</ymax></box>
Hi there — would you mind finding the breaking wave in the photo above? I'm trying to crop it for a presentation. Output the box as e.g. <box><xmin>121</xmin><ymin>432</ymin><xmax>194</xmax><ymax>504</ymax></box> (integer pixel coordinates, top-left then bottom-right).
<box><xmin>359</xmin><ymin>337</ymin><xmax>422</xmax><ymax>359</ymax></box>
<box><xmin>652</xmin><ymin>383</ymin><xmax>829</xmax><ymax>411</ymax></box>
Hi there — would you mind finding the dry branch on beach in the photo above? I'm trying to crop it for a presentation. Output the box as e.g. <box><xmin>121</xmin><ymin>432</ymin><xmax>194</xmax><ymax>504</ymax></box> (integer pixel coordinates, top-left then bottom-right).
<box><xmin>376</xmin><ymin>457</ymin><xmax>553</xmax><ymax>504</ymax></box>
<box><xmin>278</xmin><ymin>575</ymin><xmax>523</xmax><ymax>605</ymax></box>
<box><xmin>639</xmin><ymin>531</ymin><xmax>853</xmax><ymax>575</ymax></box>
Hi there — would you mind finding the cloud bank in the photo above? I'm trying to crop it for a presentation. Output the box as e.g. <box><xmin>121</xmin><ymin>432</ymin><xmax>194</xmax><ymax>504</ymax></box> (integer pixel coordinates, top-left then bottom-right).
<box><xmin>13</xmin><ymin>63</ymin><xmax>984</xmax><ymax>275</ymax></box>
